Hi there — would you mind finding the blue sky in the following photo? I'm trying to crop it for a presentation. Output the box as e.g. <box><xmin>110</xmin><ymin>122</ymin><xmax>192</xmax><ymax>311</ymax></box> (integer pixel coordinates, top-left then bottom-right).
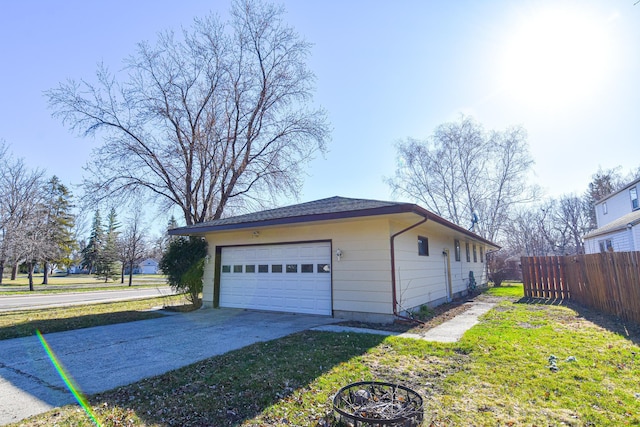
<box><xmin>1</xmin><ymin>0</ymin><xmax>639</xmax><ymax>230</ymax></box>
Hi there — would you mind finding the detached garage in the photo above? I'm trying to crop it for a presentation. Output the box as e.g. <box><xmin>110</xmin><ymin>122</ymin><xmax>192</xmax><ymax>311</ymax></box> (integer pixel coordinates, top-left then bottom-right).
<box><xmin>170</xmin><ymin>196</ymin><xmax>499</xmax><ymax>322</ymax></box>
<box><xmin>219</xmin><ymin>242</ymin><xmax>332</xmax><ymax>315</ymax></box>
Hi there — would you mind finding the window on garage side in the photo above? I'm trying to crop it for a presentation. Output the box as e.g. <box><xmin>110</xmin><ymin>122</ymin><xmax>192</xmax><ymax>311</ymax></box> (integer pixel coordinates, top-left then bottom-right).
<box><xmin>222</xmin><ymin>265</ymin><xmax>231</xmax><ymax>273</ymax></box>
<box><xmin>233</xmin><ymin>265</ymin><xmax>243</xmax><ymax>273</ymax></box>
<box><xmin>418</xmin><ymin>236</ymin><xmax>429</xmax><ymax>256</ymax></box>
<box><xmin>473</xmin><ymin>244</ymin><xmax>477</xmax><ymax>262</ymax></box>
<box><xmin>286</xmin><ymin>264</ymin><xmax>298</xmax><ymax>273</ymax></box>
<box><xmin>245</xmin><ymin>265</ymin><xmax>256</xmax><ymax>273</ymax></box>
<box><xmin>454</xmin><ymin>239</ymin><xmax>461</xmax><ymax>261</ymax></box>
<box><xmin>301</xmin><ymin>264</ymin><xmax>313</xmax><ymax>273</ymax></box>
<box><xmin>480</xmin><ymin>247</ymin><xmax>484</xmax><ymax>263</ymax></box>
<box><xmin>258</xmin><ymin>264</ymin><xmax>268</xmax><ymax>273</ymax></box>
<box><xmin>465</xmin><ymin>242</ymin><xmax>470</xmax><ymax>262</ymax></box>
<box><xmin>271</xmin><ymin>264</ymin><xmax>283</xmax><ymax>273</ymax></box>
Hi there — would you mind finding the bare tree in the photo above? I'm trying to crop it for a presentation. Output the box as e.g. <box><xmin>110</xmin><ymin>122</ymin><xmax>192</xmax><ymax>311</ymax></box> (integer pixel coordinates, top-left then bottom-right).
<box><xmin>552</xmin><ymin>194</ymin><xmax>591</xmax><ymax>255</ymax></box>
<box><xmin>0</xmin><ymin>152</ymin><xmax>45</xmax><ymax>287</ymax></box>
<box><xmin>119</xmin><ymin>211</ymin><xmax>147</xmax><ymax>286</ymax></box>
<box><xmin>47</xmin><ymin>0</ymin><xmax>329</xmax><ymax>225</ymax></box>
<box><xmin>388</xmin><ymin>115</ymin><xmax>536</xmax><ymax>242</ymax></box>
<box><xmin>503</xmin><ymin>205</ymin><xmax>555</xmax><ymax>256</ymax></box>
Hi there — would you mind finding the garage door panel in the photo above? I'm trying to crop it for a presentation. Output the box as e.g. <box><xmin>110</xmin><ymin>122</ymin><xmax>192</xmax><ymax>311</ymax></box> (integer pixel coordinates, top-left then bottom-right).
<box><xmin>220</xmin><ymin>242</ymin><xmax>331</xmax><ymax>315</ymax></box>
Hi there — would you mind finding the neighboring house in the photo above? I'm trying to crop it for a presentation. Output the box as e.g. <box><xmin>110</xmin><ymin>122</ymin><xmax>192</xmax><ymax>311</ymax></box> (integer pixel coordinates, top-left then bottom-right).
<box><xmin>584</xmin><ymin>177</ymin><xmax>640</xmax><ymax>254</ymax></box>
<box><xmin>170</xmin><ymin>196</ymin><xmax>499</xmax><ymax>322</ymax></box>
<box><xmin>139</xmin><ymin>258</ymin><xmax>160</xmax><ymax>275</ymax></box>
<box><xmin>124</xmin><ymin>258</ymin><xmax>160</xmax><ymax>275</ymax></box>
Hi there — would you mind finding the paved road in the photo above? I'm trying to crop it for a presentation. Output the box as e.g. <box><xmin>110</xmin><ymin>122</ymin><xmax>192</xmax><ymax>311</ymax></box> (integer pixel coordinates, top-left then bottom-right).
<box><xmin>0</xmin><ymin>287</ymin><xmax>176</xmax><ymax>312</ymax></box>
<box><xmin>0</xmin><ymin>308</ymin><xmax>340</xmax><ymax>425</ymax></box>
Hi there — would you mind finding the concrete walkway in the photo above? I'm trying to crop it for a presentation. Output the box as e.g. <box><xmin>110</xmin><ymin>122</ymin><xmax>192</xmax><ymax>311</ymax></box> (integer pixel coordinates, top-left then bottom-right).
<box><xmin>312</xmin><ymin>300</ymin><xmax>496</xmax><ymax>342</ymax></box>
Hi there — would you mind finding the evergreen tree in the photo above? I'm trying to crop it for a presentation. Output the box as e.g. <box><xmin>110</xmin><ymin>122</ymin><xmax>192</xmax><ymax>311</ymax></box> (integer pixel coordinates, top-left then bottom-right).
<box><xmin>159</xmin><ymin>236</ymin><xmax>206</xmax><ymax>306</ymax></box>
<box><xmin>96</xmin><ymin>208</ymin><xmax>120</xmax><ymax>282</ymax></box>
<box><xmin>82</xmin><ymin>210</ymin><xmax>103</xmax><ymax>274</ymax></box>
<box><xmin>41</xmin><ymin>176</ymin><xmax>76</xmax><ymax>283</ymax></box>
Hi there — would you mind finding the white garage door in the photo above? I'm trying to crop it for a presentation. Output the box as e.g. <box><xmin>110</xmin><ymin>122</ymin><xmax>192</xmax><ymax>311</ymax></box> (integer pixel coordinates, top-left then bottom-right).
<box><xmin>220</xmin><ymin>242</ymin><xmax>332</xmax><ymax>315</ymax></box>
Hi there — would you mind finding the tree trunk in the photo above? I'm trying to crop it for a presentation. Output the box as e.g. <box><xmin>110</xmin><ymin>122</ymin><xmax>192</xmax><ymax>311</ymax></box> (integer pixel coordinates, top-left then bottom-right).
<box><xmin>0</xmin><ymin>264</ymin><xmax>4</xmax><ymax>284</ymax></box>
<box><xmin>11</xmin><ymin>263</ymin><xmax>17</xmax><ymax>280</ymax></box>
<box><xmin>28</xmin><ymin>262</ymin><xmax>35</xmax><ymax>291</ymax></box>
<box><xmin>128</xmin><ymin>261</ymin><xmax>134</xmax><ymax>286</ymax></box>
<box><xmin>120</xmin><ymin>264</ymin><xmax>125</xmax><ymax>284</ymax></box>
<box><xmin>42</xmin><ymin>261</ymin><xmax>49</xmax><ymax>285</ymax></box>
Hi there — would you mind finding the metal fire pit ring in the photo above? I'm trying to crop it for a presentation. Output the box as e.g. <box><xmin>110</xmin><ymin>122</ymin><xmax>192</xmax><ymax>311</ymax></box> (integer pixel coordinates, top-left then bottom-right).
<box><xmin>333</xmin><ymin>381</ymin><xmax>424</xmax><ymax>426</ymax></box>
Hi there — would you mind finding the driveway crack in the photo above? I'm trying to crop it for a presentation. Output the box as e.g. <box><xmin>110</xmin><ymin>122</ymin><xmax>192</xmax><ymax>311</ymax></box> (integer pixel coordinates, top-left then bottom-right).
<box><xmin>0</xmin><ymin>362</ymin><xmax>68</xmax><ymax>393</ymax></box>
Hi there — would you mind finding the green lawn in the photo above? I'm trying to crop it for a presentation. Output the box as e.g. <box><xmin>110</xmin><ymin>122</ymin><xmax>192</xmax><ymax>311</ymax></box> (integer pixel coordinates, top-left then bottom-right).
<box><xmin>0</xmin><ymin>273</ymin><xmax>169</xmax><ymax>294</ymax></box>
<box><xmin>11</xmin><ymin>297</ymin><xmax>639</xmax><ymax>426</ymax></box>
<box><xmin>0</xmin><ymin>295</ymin><xmax>193</xmax><ymax>340</ymax></box>
<box><xmin>485</xmin><ymin>282</ymin><xmax>524</xmax><ymax>298</ymax></box>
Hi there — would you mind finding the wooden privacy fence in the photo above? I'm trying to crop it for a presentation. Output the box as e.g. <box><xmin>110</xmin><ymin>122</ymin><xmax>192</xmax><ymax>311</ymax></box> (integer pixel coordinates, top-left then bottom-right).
<box><xmin>521</xmin><ymin>252</ymin><xmax>640</xmax><ymax>325</ymax></box>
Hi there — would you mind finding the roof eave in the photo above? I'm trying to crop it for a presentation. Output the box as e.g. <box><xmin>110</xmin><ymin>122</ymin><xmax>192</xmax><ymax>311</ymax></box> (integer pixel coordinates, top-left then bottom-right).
<box><xmin>168</xmin><ymin>203</ymin><xmax>418</xmax><ymax>236</ymax></box>
<box><xmin>169</xmin><ymin>202</ymin><xmax>500</xmax><ymax>249</ymax></box>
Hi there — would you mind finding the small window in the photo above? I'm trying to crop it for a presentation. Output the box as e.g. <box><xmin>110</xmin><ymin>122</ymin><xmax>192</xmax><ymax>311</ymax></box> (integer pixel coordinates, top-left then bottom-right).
<box><xmin>473</xmin><ymin>244</ymin><xmax>477</xmax><ymax>263</ymax></box>
<box><xmin>301</xmin><ymin>264</ymin><xmax>314</xmax><ymax>273</ymax></box>
<box><xmin>602</xmin><ymin>202</ymin><xmax>608</xmax><ymax>215</ymax></box>
<box><xmin>258</xmin><ymin>264</ymin><xmax>268</xmax><ymax>273</ymax></box>
<box><xmin>271</xmin><ymin>264</ymin><xmax>283</xmax><ymax>273</ymax></box>
<box><xmin>317</xmin><ymin>263</ymin><xmax>331</xmax><ymax>273</ymax></box>
<box><xmin>465</xmin><ymin>243</ymin><xmax>471</xmax><ymax>262</ymax></box>
<box><xmin>631</xmin><ymin>188</ymin><xmax>639</xmax><ymax>210</ymax></box>
<box><xmin>233</xmin><ymin>265</ymin><xmax>243</xmax><ymax>273</ymax></box>
<box><xmin>222</xmin><ymin>265</ymin><xmax>231</xmax><ymax>273</ymax></box>
<box><xmin>454</xmin><ymin>239</ymin><xmax>461</xmax><ymax>262</ymax></box>
<box><xmin>480</xmin><ymin>247</ymin><xmax>484</xmax><ymax>263</ymax></box>
<box><xmin>286</xmin><ymin>264</ymin><xmax>298</xmax><ymax>273</ymax></box>
<box><xmin>418</xmin><ymin>236</ymin><xmax>429</xmax><ymax>256</ymax></box>
<box><xmin>245</xmin><ymin>265</ymin><xmax>255</xmax><ymax>273</ymax></box>
<box><xmin>599</xmin><ymin>239</ymin><xmax>614</xmax><ymax>252</ymax></box>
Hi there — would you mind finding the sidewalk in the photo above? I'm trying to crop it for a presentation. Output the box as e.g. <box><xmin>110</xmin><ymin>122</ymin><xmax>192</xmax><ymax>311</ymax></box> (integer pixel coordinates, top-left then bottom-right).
<box><xmin>312</xmin><ymin>299</ymin><xmax>496</xmax><ymax>342</ymax></box>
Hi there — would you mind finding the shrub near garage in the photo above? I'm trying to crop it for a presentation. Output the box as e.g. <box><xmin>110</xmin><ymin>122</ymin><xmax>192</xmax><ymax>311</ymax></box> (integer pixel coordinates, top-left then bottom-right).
<box><xmin>159</xmin><ymin>237</ymin><xmax>207</xmax><ymax>307</ymax></box>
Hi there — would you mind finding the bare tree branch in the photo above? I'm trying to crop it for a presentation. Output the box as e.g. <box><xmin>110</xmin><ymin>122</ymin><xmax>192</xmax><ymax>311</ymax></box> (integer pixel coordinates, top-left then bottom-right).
<box><xmin>47</xmin><ymin>0</ymin><xmax>329</xmax><ymax>225</ymax></box>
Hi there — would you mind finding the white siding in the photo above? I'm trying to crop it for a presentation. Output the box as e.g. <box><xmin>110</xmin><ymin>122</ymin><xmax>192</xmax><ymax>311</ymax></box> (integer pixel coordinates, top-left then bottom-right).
<box><xmin>203</xmin><ymin>217</ymin><xmax>394</xmax><ymax>315</ymax></box>
<box><xmin>584</xmin><ymin>229</ymin><xmax>633</xmax><ymax>254</ymax></box>
<box><xmin>200</xmin><ymin>214</ymin><xmax>496</xmax><ymax>318</ymax></box>
<box><xmin>596</xmin><ymin>182</ymin><xmax>640</xmax><ymax>227</ymax></box>
<box><xmin>390</xmin><ymin>220</ymin><xmax>490</xmax><ymax>313</ymax></box>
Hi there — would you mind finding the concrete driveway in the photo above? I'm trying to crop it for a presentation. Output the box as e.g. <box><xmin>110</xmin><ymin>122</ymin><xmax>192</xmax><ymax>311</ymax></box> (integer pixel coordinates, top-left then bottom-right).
<box><xmin>0</xmin><ymin>308</ymin><xmax>340</xmax><ymax>425</ymax></box>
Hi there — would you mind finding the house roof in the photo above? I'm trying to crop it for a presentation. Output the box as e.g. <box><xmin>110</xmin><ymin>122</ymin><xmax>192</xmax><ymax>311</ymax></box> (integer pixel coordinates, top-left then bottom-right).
<box><xmin>584</xmin><ymin>208</ymin><xmax>640</xmax><ymax>239</ymax></box>
<box><xmin>169</xmin><ymin>196</ymin><xmax>499</xmax><ymax>248</ymax></box>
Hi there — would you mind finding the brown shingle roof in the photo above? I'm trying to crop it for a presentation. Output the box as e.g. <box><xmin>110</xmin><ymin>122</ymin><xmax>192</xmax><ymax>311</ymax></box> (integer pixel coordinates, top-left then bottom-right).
<box><xmin>170</xmin><ymin>196</ymin><xmax>499</xmax><ymax>248</ymax></box>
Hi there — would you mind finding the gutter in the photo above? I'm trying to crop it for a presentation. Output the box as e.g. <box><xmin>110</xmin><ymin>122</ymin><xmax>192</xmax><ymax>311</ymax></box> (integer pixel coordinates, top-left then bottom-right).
<box><xmin>390</xmin><ymin>214</ymin><xmax>428</xmax><ymax>323</ymax></box>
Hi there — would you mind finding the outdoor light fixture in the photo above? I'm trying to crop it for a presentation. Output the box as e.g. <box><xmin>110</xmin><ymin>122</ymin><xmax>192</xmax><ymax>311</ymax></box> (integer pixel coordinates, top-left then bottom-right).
<box><xmin>336</xmin><ymin>249</ymin><xmax>343</xmax><ymax>261</ymax></box>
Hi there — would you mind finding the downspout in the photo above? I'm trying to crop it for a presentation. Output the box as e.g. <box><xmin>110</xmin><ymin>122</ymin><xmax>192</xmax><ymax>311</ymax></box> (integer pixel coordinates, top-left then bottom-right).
<box><xmin>627</xmin><ymin>224</ymin><xmax>635</xmax><ymax>251</ymax></box>
<box><xmin>390</xmin><ymin>215</ymin><xmax>428</xmax><ymax>323</ymax></box>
